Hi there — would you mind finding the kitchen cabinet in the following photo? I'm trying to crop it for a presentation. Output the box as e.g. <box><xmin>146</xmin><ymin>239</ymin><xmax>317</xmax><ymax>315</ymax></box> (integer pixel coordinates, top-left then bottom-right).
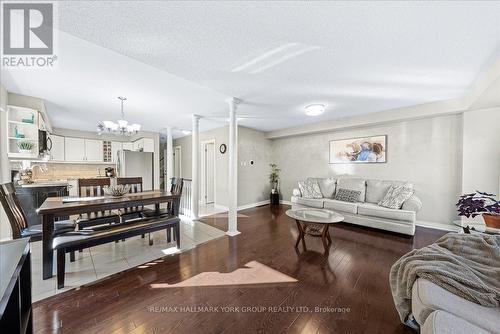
<box><xmin>143</xmin><ymin>138</ymin><xmax>154</xmax><ymax>152</ymax></box>
<box><xmin>111</xmin><ymin>141</ymin><xmax>122</xmax><ymax>163</ymax></box>
<box><xmin>64</xmin><ymin>137</ymin><xmax>85</xmax><ymax>161</ymax></box>
<box><xmin>49</xmin><ymin>134</ymin><xmax>65</xmax><ymax>161</ymax></box>
<box><xmin>122</xmin><ymin>142</ymin><xmax>133</xmax><ymax>151</ymax></box>
<box><xmin>132</xmin><ymin>140</ymin><xmax>141</xmax><ymax>151</ymax></box>
<box><xmin>133</xmin><ymin>138</ymin><xmax>154</xmax><ymax>152</ymax></box>
<box><xmin>85</xmin><ymin>139</ymin><xmax>103</xmax><ymax>162</ymax></box>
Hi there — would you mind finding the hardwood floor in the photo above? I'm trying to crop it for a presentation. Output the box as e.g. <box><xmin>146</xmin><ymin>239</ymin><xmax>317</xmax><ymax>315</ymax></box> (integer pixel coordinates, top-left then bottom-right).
<box><xmin>33</xmin><ymin>205</ymin><xmax>447</xmax><ymax>334</ymax></box>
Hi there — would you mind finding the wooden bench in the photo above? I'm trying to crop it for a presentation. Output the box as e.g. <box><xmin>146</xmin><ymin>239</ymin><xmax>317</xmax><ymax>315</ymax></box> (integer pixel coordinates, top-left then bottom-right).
<box><xmin>54</xmin><ymin>215</ymin><xmax>180</xmax><ymax>289</ymax></box>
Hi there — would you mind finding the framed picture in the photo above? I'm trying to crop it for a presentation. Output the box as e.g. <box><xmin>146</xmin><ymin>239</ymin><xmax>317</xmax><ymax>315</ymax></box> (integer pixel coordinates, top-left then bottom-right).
<box><xmin>329</xmin><ymin>135</ymin><xmax>387</xmax><ymax>164</ymax></box>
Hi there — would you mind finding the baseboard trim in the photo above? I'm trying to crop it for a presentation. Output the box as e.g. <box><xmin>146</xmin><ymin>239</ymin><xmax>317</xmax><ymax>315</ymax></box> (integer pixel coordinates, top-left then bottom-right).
<box><xmin>280</xmin><ymin>200</ymin><xmax>292</xmax><ymax>206</ymax></box>
<box><xmin>226</xmin><ymin>230</ymin><xmax>241</xmax><ymax>237</ymax></box>
<box><xmin>238</xmin><ymin>200</ymin><xmax>270</xmax><ymax>210</ymax></box>
<box><xmin>415</xmin><ymin>221</ymin><xmax>458</xmax><ymax>232</ymax></box>
<box><xmin>215</xmin><ymin>200</ymin><xmax>271</xmax><ymax>212</ymax></box>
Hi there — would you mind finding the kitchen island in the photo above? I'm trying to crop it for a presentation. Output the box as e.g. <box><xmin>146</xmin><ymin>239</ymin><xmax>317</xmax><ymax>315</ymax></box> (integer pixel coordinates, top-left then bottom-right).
<box><xmin>15</xmin><ymin>183</ymin><xmax>69</xmax><ymax>228</ymax></box>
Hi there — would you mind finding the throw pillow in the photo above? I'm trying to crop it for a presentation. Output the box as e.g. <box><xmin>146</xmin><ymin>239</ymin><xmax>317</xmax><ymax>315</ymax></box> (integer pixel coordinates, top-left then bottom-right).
<box><xmin>307</xmin><ymin>177</ymin><xmax>336</xmax><ymax>198</ymax></box>
<box><xmin>334</xmin><ymin>188</ymin><xmax>361</xmax><ymax>203</ymax></box>
<box><xmin>298</xmin><ymin>180</ymin><xmax>323</xmax><ymax>199</ymax></box>
<box><xmin>378</xmin><ymin>184</ymin><xmax>415</xmax><ymax>209</ymax></box>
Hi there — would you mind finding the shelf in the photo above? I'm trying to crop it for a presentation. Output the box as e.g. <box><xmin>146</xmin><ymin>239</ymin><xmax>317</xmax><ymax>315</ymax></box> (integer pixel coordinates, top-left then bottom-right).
<box><xmin>8</xmin><ymin>137</ymin><xmax>36</xmax><ymax>140</ymax></box>
<box><xmin>8</xmin><ymin>120</ymin><xmax>36</xmax><ymax>126</ymax></box>
<box><xmin>8</xmin><ymin>153</ymin><xmax>39</xmax><ymax>159</ymax></box>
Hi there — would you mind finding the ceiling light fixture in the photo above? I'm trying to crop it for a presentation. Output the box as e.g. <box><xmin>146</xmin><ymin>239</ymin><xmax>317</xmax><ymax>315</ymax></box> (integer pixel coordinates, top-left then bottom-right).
<box><xmin>97</xmin><ymin>97</ymin><xmax>141</xmax><ymax>136</ymax></box>
<box><xmin>304</xmin><ymin>104</ymin><xmax>325</xmax><ymax>116</ymax></box>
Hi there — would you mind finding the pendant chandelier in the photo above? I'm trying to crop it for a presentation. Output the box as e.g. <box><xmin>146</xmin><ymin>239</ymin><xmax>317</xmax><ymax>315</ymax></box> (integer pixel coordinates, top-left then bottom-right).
<box><xmin>97</xmin><ymin>97</ymin><xmax>141</xmax><ymax>135</ymax></box>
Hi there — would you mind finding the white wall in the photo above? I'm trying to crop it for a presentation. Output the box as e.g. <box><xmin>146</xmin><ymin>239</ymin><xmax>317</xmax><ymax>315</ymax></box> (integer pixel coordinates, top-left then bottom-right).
<box><xmin>238</xmin><ymin>127</ymin><xmax>272</xmax><ymax>206</ymax></box>
<box><xmin>462</xmin><ymin>107</ymin><xmax>500</xmax><ymax>195</ymax></box>
<box><xmin>271</xmin><ymin>115</ymin><xmax>464</xmax><ymax>226</ymax></box>
<box><xmin>173</xmin><ymin>125</ymin><xmax>273</xmax><ymax>208</ymax></box>
<box><xmin>174</xmin><ymin>126</ymin><xmax>230</xmax><ymax>206</ymax></box>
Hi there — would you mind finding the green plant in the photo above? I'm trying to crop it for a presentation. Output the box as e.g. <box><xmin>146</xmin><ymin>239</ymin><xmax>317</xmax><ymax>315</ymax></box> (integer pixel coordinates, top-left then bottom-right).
<box><xmin>269</xmin><ymin>163</ymin><xmax>281</xmax><ymax>190</ymax></box>
<box><xmin>17</xmin><ymin>140</ymin><xmax>34</xmax><ymax>151</ymax></box>
<box><xmin>457</xmin><ymin>191</ymin><xmax>499</xmax><ymax>218</ymax></box>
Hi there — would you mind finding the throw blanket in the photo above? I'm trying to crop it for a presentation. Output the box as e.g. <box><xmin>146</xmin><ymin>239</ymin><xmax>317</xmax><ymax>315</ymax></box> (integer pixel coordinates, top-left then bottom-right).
<box><xmin>390</xmin><ymin>233</ymin><xmax>500</xmax><ymax>323</ymax></box>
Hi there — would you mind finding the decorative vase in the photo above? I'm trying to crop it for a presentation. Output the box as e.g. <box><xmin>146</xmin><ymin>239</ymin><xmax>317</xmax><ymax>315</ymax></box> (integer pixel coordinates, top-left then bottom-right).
<box><xmin>19</xmin><ymin>149</ymin><xmax>32</xmax><ymax>155</ymax></box>
<box><xmin>482</xmin><ymin>213</ymin><xmax>500</xmax><ymax>229</ymax></box>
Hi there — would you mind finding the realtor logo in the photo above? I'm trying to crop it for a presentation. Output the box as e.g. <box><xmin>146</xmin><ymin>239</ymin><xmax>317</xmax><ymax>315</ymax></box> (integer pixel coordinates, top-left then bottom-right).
<box><xmin>2</xmin><ymin>3</ymin><xmax>53</xmax><ymax>54</ymax></box>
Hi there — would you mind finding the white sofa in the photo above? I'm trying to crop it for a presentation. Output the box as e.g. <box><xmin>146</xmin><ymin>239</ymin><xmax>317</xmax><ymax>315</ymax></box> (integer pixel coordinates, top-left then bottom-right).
<box><xmin>414</xmin><ymin>278</ymin><xmax>500</xmax><ymax>334</ymax></box>
<box><xmin>291</xmin><ymin>177</ymin><xmax>422</xmax><ymax>236</ymax></box>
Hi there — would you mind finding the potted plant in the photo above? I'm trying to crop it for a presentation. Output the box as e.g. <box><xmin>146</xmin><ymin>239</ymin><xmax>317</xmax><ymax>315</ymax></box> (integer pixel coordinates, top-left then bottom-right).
<box><xmin>17</xmin><ymin>140</ymin><xmax>34</xmax><ymax>154</ymax></box>
<box><xmin>269</xmin><ymin>163</ymin><xmax>281</xmax><ymax>194</ymax></box>
<box><xmin>456</xmin><ymin>191</ymin><xmax>500</xmax><ymax>228</ymax></box>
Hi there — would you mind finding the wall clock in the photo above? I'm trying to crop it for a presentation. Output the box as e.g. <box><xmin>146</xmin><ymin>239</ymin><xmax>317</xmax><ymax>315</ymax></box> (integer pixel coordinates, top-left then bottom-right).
<box><xmin>219</xmin><ymin>144</ymin><xmax>227</xmax><ymax>154</ymax></box>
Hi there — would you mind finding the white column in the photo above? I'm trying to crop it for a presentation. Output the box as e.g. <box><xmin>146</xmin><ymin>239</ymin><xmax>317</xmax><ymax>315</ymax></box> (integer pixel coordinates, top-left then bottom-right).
<box><xmin>166</xmin><ymin>126</ymin><xmax>174</xmax><ymax>191</ymax></box>
<box><xmin>227</xmin><ymin>97</ymin><xmax>241</xmax><ymax>236</ymax></box>
<box><xmin>191</xmin><ymin>115</ymin><xmax>200</xmax><ymax>219</ymax></box>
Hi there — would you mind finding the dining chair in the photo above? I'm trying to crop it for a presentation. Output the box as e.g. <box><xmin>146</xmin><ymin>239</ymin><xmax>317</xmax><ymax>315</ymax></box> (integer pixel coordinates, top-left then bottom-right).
<box><xmin>116</xmin><ymin>177</ymin><xmax>145</xmax><ymax>240</ymax></box>
<box><xmin>0</xmin><ymin>182</ymin><xmax>76</xmax><ymax>241</ymax></box>
<box><xmin>142</xmin><ymin>178</ymin><xmax>183</xmax><ymax>243</ymax></box>
<box><xmin>117</xmin><ymin>177</ymin><xmax>144</xmax><ymax>220</ymax></box>
<box><xmin>76</xmin><ymin>178</ymin><xmax>120</xmax><ymax>229</ymax></box>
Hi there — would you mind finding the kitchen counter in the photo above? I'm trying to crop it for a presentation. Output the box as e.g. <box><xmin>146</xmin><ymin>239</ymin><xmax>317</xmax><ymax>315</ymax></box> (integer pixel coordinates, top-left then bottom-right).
<box><xmin>19</xmin><ymin>181</ymin><xmax>69</xmax><ymax>188</ymax></box>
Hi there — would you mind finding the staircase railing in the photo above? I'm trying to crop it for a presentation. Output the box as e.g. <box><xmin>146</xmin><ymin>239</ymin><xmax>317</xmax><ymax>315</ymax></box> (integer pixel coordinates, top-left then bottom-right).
<box><xmin>179</xmin><ymin>179</ymin><xmax>192</xmax><ymax>217</ymax></box>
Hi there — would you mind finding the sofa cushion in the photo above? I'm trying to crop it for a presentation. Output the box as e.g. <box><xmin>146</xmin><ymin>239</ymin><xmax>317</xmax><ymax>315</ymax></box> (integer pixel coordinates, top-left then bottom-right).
<box><xmin>323</xmin><ymin>199</ymin><xmax>358</xmax><ymax>214</ymax></box>
<box><xmin>298</xmin><ymin>180</ymin><xmax>323</xmax><ymax>199</ymax></box>
<box><xmin>357</xmin><ymin>203</ymin><xmax>415</xmax><ymax>222</ymax></box>
<box><xmin>334</xmin><ymin>188</ymin><xmax>361</xmax><ymax>203</ymax></box>
<box><xmin>307</xmin><ymin>177</ymin><xmax>336</xmax><ymax>198</ymax></box>
<box><xmin>336</xmin><ymin>178</ymin><xmax>366</xmax><ymax>202</ymax></box>
<box><xmin>412</xmin><ymin>279</ymin><xmax>500</xmax><ymax>333</ymax></box>
<box><xmin>378</xmin><ymin>184</ymin><xmax>415</xmax><ymax>209</ymax></box>
<box><xmin>366</xmin><ymin>179</ymin><xmax>412</xmax><ymax>204</ymax></box>
<box><xmin>291</xmin><ymin>196</ymin><xmax>324</xmax><ymax>209</ymax></box>
<box><xmin>421</xmin><ymin>311</ymin><xmax>490</xmax><ymax>334</ymax></box>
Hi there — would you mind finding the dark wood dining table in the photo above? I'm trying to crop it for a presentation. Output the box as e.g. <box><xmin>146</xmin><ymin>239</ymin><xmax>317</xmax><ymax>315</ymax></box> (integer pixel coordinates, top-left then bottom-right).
<box><xmin>37</xmin><ymin>190</ymin><xmax>181</xmax><ymax>279</ymax></box>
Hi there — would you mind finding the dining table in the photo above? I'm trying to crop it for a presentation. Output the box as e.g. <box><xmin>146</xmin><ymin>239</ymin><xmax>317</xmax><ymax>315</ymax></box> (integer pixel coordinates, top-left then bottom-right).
<box><xmin>37</xmin><ymin>190</ymin><xmax>181</xmax><ymax>279</ymax></box>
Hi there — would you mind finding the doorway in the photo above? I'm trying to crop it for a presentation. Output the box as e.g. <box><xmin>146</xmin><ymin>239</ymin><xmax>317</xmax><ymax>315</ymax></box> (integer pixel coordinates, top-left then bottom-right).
<box><xmin>173</xmin><ymin>146</ymin><xmax>181</xmax><ymax>178</ymax></box>
<box><xmin>201</xmin><ymin>139</ymin><xmax>215</xmax><ymax>204</ymax></box>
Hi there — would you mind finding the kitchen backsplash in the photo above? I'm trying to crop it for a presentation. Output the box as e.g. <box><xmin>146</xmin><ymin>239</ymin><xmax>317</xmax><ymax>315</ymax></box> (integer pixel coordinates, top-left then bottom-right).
<box><xmin>30</xmin><ymin>163</ymin><xmax>112</xmax><ymax>180</ymax></box>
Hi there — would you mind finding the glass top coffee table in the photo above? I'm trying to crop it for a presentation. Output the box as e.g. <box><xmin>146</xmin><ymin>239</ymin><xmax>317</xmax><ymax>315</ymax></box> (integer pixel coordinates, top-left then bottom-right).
<box><xmin>286</xmin><ymin>208</ymin><xmax>344</xmax><ymax>254</ymax></box>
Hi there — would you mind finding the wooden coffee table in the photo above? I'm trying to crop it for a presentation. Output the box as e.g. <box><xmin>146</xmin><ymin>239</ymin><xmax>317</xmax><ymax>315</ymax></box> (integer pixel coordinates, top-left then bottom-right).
<box><xmin>286</xmin><ymin>208</ymin><xmax>344</xmax><ymax>254</ymax></box>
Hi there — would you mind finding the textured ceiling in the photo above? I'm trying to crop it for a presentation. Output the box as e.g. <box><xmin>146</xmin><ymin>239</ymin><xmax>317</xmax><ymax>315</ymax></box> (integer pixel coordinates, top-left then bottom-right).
<box><xmin>3</xmin><ymin>1</ymin><xmax>500</xmax><ymax>134</ymax></box>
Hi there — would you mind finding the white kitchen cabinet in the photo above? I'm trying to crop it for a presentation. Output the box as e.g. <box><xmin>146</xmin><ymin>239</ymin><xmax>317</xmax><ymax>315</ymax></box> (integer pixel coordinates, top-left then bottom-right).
<box><xmin>85</xmin><ymin>139</ymin><xmax>103</xmax><ymax>162</ymax></box>
<box><xmin>122</xmin><ymin>142</ymin><xmax>133</xmax><ymax>151</ymax></box>
<box><xmin>111</xmin><ymin>141</ymin><xmax>122</xmax><ymax>163</ymax></box>
<box><xmin>132</xmin><ymin>139</ymin><xmax>142</xmax><ymax>151</ymax></box>
<box><xmin>49</xmin><ymin>135</ymin><xmax>65</xmax><ymax>161</ymax></box>
<box><xmin>143</xmin><ymin>138</ymin><xmax>154</xmax><ymax>153</ymax></box>
<box><xmin>133</xmin><ymin>138</ymin><xmax>154</xmax><ymax>152</ymax></box>
<box><xmin>64</xmin><ymin>137</ymin><xmax>85</xmax><ymax>161</ymax></box>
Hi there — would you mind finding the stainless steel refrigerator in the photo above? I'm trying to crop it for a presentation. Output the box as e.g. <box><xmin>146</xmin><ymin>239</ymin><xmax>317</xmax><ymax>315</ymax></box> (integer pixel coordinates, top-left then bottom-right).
<box><xmin>116</xmin><ymin>150</ymin><xmax>154</xmax><ymax>191</ymax></box>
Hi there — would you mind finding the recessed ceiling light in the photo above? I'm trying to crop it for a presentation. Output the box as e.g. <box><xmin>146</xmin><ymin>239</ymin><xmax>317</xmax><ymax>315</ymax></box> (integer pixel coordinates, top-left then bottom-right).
<box><xmin>305</xmin><ymin>104</ymin><xmax>325</xmax><ymax>116</ymax></box>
